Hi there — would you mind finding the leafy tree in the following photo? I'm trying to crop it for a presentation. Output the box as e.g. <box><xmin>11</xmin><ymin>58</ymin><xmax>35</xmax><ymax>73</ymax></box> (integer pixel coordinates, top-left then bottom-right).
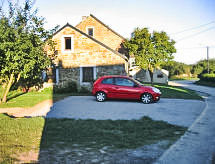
<box><xmin>124</xmin><ymin>28</ymin><xmax>176</xmax><ymax>84</ymax></box>
<box><xmin>162</xmin><ymin>61</ymin><xmax>192</xmax><ymax>78</ymax></box>
<box><xmin>0</xmin><ymin>1</ymin><xmax>54</xmax><ymax>103</ymax></box>
<box><xmin>191</xmin><ymin>59</ymin><xmax>215</xmax><ymax>76</ymax></box>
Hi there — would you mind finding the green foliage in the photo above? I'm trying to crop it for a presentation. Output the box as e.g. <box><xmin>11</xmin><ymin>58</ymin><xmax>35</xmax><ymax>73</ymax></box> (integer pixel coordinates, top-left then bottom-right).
<box><xmin>79</xmin><ymin>86</ymin><xmax>91</xmax><ymax>93</ymax></box>
<box><xmin>53</xmin><ymin>81</ymin><xmax>78</xmax><ymax>93</ymax></box>
<box><xmin>195</xmin><ymin>80</ymin><xmax>215</xmax><ymax>87</ymax></box>
<box><xmin>191</xmin><ymin>59</ymin><xmax>215</xmax><ymax>76</ymax></box>
<box><xmin>161</xmin><ymin>61</ymin><xmax>192</xmax><ymax>78</ymax></box>
<box><xmin>124</xmin><ymin>28</ymin><xmax>176</xmax><ymax>83</ymax></box>
<box><xmin>0</xmin><ymin>1</ymin><xmax>58</xmax><ymax>102</ymax></box>
<box><xmin>199</xmin><ymin>73</ymin><xmax>215</xmax><ymax>82</ymax></box>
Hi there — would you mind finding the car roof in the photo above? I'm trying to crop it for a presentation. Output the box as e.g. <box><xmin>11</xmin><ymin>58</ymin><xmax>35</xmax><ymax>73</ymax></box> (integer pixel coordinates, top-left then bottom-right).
<box><xmin>101</xmin><ymin>75</ymin><xmax>130</xmax><ymax>79</ymax></box>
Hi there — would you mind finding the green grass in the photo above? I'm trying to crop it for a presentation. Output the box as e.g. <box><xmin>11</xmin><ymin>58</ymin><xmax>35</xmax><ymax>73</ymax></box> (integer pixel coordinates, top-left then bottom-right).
<box><xmin>144</xmin><ymin>83</ymin><xmax>203</xmax><ymax>100</ymax></box>
<box><xmin>169</xmin><ymin>76</ymin><xmax>199</xmax><ymax>81</ymax></box>
<box><xmin>0</xmin><ymin>88</ymin><xmax>53</xmax><ymax>108</ymax></box>
<box><xmin>0</xmin><ymin>86</ymin><xmax>91</xmax><ymax>108</ymax></box>
<box><xmin>40</xmin><ymin>117</ymin><xmax>186</xmax><ymax>150</ymax></box>
<box><xmin>153</xmin><ymin>84</ymin><xmax>203</xmax><ymax>100</ymax></box>
<box><xmin>194</xmin><ymin>80</ymin><xmax>215</xmax><ymax>87</ymax></box>
<box><xmin>0</xmin><ymin>114</ymin><xmax>45</xmax><ymax>163</ymax></box>
<box><xmin>0</xmin><ymin>114</ymin><xmax>186</xmax><ymax>163</ymax></box>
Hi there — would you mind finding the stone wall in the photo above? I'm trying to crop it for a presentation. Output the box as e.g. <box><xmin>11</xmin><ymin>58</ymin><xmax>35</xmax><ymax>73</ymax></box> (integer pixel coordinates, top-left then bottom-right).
<box><xmin>58</xmin><ymin>64</ymin><xmax>126</xmax><ymax>89</ymax></box>
<box><xmin>58</xmin><ymin>67</ymin><xmax>80</xmax><ymax>88</ymax></box>
<box><xmin>134</xmin><ymin>69</ymin><xmax>168</xmax><ymax>84</ymax></box>
<box><xmin>96</xmin><ymin>64</ymin><xmax>126</xmax><ymax>77</ymax></box>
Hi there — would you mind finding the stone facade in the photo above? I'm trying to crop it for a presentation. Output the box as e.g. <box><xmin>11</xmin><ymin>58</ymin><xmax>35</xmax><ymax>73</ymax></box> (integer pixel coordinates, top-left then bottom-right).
<box><xmin>59</xmin><ymin>64</ymin><xmax>126</xmax><ymax>90</ymax></box>
<box><xmin>128</xmin><ymin>57</ymin><xmax>169</xmax><ymax>84</ymax></box>
<box><xmin>46</xmin><ymin>15</ymin><xmax>128</xmax><ymax>88</ymax></box>
<box><xmin>134</xmin><ymin>69</ymin><xmax>169</xmax><ymax>84</ymax></box>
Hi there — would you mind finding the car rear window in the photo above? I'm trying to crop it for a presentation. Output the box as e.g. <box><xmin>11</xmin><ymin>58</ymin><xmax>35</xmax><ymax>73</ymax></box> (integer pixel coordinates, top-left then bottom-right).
<box><xmin>101</xmin><ymin>78</ymin><xmax>113</xmax><ymax>84</ymax></box>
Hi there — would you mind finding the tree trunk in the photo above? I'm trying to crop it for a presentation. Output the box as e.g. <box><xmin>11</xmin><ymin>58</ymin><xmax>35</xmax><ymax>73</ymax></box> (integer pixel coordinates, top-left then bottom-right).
<box><xmin>149</xmin><ymin>70</ymin><xmax>154</xmax><ymax>86</ymax></box>
<box><xmin>16</xmin><ymin>73</ymin><xmax>21</xmax><ymax>83</ymax></box>
<box><xmin>0</xmin><ymin>83</ymin><xmax>7</xmax><ymax>103</ymax></box>
<box><xmin>2</xmin><ymin>74</ymin><xmax>14</xmax><ymax>103</ymax></box>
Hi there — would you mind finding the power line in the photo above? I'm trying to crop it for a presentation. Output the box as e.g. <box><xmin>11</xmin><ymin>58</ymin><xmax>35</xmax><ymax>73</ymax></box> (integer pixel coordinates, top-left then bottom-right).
<box><xmin>176</xmin><ymin>26</ymin><xmax>215</xmax><ymax>42</ymax></box>
<box><xmin>171</xmin><ymin>21</ymin><xmax>215</xmax><ymax>35</ymax></box>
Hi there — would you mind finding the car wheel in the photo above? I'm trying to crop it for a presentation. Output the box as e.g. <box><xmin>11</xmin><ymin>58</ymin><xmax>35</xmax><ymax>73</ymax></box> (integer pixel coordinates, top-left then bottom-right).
<box><xmin>96</xmin><ymin>91</ymin><xmax>106</xmax><ymax>102</ymax></box>
<box><xmin>141</xmin><ymin>93</ymin><xmax>153</xmax><ymax>104</ymax></box>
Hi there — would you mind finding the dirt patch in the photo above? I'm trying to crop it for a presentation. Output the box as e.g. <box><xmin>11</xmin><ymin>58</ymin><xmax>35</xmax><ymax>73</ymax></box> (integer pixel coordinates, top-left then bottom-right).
<box><xmin>0</xmin><ymin>99</ymin><xmax>52</xmax><ymax>117</ymax></box>
<box><xmin>38</xmin><ymin>140</ymin><xmax>171</xmax><ymax>164</ymax></box>
<box><xmin>13</xmin><ymin>150</ymin><xmax>39</xmax><ymax>164</ymax></box>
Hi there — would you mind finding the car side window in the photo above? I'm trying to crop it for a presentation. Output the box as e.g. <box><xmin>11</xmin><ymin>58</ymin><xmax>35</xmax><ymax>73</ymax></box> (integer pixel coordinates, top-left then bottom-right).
<box><xmin>101</xmin><ymin>78</ymin><xmax>114</xmax><ymax>85</ymax></box>
<box><xmin>115</xmin><ymin>78</ymin><xmax>134</xmax><ymax>87</ymax></box>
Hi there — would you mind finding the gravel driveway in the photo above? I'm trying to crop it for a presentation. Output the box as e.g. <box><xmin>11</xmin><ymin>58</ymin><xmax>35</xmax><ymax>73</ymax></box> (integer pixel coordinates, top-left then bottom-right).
<box><xmin>46</xmin><ymin>96</ymin><xmax>205</xmax><ymax>127</ymax></box>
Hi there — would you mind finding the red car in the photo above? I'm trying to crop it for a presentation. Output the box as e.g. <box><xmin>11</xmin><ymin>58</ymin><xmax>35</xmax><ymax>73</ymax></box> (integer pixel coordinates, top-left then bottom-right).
<box><xmin>92</xmin><ymin>75</ymin><xmax>161</xmax><ymax>104</ymax></box>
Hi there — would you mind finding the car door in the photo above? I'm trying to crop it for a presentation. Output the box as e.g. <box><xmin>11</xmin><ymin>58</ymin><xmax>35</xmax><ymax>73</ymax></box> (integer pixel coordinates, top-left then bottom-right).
<box><xmin>100</xmin><ymin>77</ymin><xmax>116</xmax><ymax>98</ymax></box>
<box><xmin>114</xmin><ymin>77</ymin><xmax>140</xmax><ymax>99</ymax></box>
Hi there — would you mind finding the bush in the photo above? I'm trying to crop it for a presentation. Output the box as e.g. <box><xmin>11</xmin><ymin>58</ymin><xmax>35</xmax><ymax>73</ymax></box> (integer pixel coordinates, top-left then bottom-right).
<box><xmin>79</xmin><ymin>86</ymin><xmax>91</xmax><ymax>93</ymax></box>
<box><xmin>54</xmin><ymin>81</ymin><xmax>77</xmax><ymax>93</ymax></box>
<box><xmin>199</xmin><ymin>73</ymin><xmax>215</xmax><ymax>82</ymax></box>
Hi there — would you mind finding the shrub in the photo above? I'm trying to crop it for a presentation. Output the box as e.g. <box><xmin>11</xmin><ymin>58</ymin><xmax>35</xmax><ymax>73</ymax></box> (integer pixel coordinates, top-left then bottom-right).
<box><xmin>199</xmin><ymin>73</ymin><xmax>215</xmax><ymax>82</ymax></box>
<box><xmin>79</xmin><ymin>86</ymin><xmax>91</xmax><ymax>93</ymax></box>
<box><xmin>54</xmin><ymin>81</ymin><xmax>77</xmax><ymax>93</ymax></box>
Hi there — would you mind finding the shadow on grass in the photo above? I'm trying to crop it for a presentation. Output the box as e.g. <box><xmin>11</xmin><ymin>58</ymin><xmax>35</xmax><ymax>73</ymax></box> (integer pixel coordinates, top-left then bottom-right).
<box><xmin>38</xmin><ymin>98</ymin><xmax>186</xmax><ymax>163</ymax></box>
<box><xmin>7</xmin><ymin>92</ymin><xmax>26</xmax><ymax>101</ymax></box>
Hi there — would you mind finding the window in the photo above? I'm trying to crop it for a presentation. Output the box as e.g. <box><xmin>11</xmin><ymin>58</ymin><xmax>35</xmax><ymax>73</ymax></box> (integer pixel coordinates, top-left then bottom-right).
<box><xmin>65</xmin><ymin>37</ymin><xmax>71</xmax><ymax>50</ymax></box>
<box><xmin>102</xmin><ymin>78</ymin><xmax>114</xmax><ymax>85</ymax></box>
<box><xmin>115</xmin><ymin>78</ymin><xmax>134</xmax><ymax>87</ymax></box>
<box><xmin>157</xmin><ymin>74</ymin><xmax>163</xmax><ymax>78</ymax></box>
<box><xmin>61</xmin><ymin>35</ymin><xmax>74</xmax><ymax>53</ymax></box>
<box><xmin>82</xmin><ymin>67</ymin><xmax>94</xmax><ymax>82</ymax></box>
<box><xmin>87</xmin><ymin>27</ymin><xmax>94</xmax><ymax>37</ymax></box>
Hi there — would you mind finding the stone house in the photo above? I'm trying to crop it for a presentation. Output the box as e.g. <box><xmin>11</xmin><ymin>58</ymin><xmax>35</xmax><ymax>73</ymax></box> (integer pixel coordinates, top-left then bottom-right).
<box><xmin>46</xmin><ymin>14</ymin><xmax>168</xmax><ymax>88</ymax></box>
<box><xmin>128</xmin><ymin>57</ymin><xmax>169</xmax><ymax>84</ymax></box>
<box><xmin>47</xmin><ymin>14</ymin><xmax>128</xmax><ymax>89</ymax></box>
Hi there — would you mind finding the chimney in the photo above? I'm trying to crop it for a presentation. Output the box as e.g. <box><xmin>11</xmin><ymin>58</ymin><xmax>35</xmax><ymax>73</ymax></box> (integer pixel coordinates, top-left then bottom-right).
<box><xmin>82</xmin><ymin>16</ymin><xmax>87</xmax><ymax>21</ymax></box>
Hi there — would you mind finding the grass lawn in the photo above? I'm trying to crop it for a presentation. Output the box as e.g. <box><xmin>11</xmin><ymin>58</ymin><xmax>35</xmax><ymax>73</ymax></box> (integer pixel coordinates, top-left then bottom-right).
<box><xmin>0</xmin><ymin>114</ymin><xmax>45</xmax><ymax>163</ymax></box>
<box><xmin>0</xmin><ymin>114</ymin><xmax>186</xmax><ymax>163</ymax></box>
<box><xmin>194</xmin><ymin>80</ymin><xmax>215</xmax><ymax>87</ymax></box>
<box><xmin>0</xmin><ymin>87</ymin><xmax>91</xmax><ymax>108</ymax></box>
<box><xmin>169</xmin><ymin>77</ymin><xmax>199</xmax><ymax>81</ymax></box>
<box><xmin>145</xmin><ymin>83</ymin><xmax>203</xmax><ymax>100</ymax></box>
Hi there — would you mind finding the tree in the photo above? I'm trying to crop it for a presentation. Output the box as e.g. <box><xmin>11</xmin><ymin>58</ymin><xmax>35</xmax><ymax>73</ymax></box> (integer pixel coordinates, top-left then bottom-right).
<box><xmin>124</xmin><ymin>28</ymin><xmax>176</xmax><ymax>84</ymax></box>
<box><xmin>191</xmin><ymin>59</ymin><xmax>215</xmax><ymax>76</ymax></box>
<box><xmin>162</xmin><ymin>61</ymin><xmax>192</xmax><ymax>78</ymax></box>
<box><xmin>0</xmin><ymin>1</ymin><xmax>53</xmax><ymax>103</ymax></box>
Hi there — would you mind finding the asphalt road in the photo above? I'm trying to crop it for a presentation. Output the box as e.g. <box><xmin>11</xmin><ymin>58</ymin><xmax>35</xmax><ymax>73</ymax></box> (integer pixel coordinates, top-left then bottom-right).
<box><xmin>47</xmin><ymin>91</ymin><xmax>205</xmax><ymax>128</ymax></box>
<box><xmin>155</xmin><ymin>81</ymin><xmax>215</xmax><ymax>164</ymax></box>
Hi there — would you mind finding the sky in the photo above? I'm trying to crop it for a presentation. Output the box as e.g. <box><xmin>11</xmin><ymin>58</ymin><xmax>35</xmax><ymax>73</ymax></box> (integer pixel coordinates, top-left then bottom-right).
<box><xmin>2</xmin><ymin>0</ymin><xmax>215</xmax><ymax>64</ymax></box>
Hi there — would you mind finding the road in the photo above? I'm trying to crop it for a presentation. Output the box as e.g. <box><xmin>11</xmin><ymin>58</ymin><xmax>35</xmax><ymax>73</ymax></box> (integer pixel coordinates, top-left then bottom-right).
<box><xmin>155</xmin><ymin>80</ymin><xmax>215</xmax><ymax>164</ymax></box>
<box><xmin>47</xmin><ymin>96</ymin><xmax>205</xmax><ymax>127</ymax></box>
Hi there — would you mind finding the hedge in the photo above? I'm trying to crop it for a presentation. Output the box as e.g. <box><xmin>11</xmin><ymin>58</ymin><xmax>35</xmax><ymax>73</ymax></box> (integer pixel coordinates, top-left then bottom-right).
<box><xmin>199</xmin><ymin>73</ymin><xmax>215</xmax><ymax>82</ymax></box>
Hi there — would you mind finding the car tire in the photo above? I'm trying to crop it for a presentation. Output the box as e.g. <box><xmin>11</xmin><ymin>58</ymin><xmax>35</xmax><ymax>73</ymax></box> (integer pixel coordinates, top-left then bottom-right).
<box><xmin>96</xmin><ymin>91</ymin><xmax>106</xmax><ymax>102</ymax></box>
<box><xmin>141</xmin><ymin>93</ymin><xmax>153</xmax><ymax>104</ymax></box>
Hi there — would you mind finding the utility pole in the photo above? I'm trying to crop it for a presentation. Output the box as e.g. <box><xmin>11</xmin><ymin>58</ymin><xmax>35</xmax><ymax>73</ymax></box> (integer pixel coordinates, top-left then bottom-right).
<box><xmin>207</xmin><ymin>46</ymin><xmax>209</xmax><ymax>73</ymax></box>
